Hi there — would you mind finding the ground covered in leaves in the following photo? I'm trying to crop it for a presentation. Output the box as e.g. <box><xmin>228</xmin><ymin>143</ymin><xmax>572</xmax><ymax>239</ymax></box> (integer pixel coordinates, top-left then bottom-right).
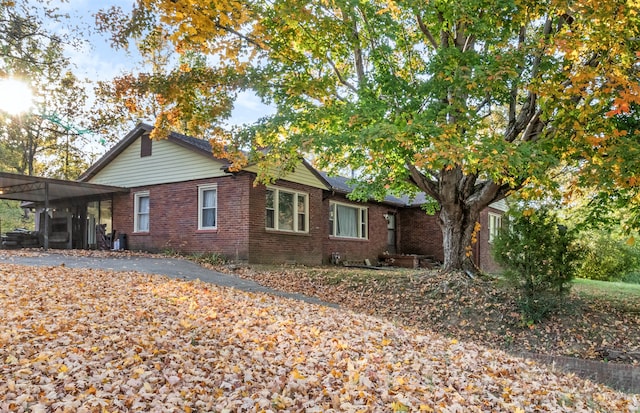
<box><xmin>0</xmin><ymin>262</ymin><xmax>638</xmax><ymax>412</ymax></box>
<box><xmin>220</xmin><ymin>265</ymin><xmax>640</xmax><ymax>366</ymax></box>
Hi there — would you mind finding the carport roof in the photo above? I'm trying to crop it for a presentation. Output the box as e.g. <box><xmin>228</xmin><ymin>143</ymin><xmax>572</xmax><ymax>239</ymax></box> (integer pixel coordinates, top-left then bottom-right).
<box><xmin>0</xmin><ymin>172</ymin><xmax>129</xmax><ymax>203</ymax></box>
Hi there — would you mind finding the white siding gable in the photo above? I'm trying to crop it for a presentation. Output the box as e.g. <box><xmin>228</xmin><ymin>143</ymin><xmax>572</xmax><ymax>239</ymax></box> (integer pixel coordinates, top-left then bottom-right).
<box><xmin>489</xmin><ymin>198</ymin><xmax>508</xmax><ymax>212</ymax></box>
<box><xmin>88</xmin><ymin>137</ymin><xmax>229</xmax><ymax>187</ymax></box>
<box><xmin>244</xmin><ymin>163</ymin><xmax>328</xmax><ymax>190</ymax></box>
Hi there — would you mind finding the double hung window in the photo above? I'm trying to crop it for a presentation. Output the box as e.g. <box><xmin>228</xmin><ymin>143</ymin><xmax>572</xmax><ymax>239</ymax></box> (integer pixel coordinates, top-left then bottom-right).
<box><xmin>134</xmin><ymin>191</ymin><xmax>150</xmax><ymax>233</ymax></box>
<box><xmin>198</xmin><ymin>185</ymin><xmax>217</xmax><ymax>230</ymax></box>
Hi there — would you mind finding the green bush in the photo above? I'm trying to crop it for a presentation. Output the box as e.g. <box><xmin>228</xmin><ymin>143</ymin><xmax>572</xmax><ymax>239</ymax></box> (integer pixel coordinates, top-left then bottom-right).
<box><xmin>620</xmin><ymin>271</ymin><xmax>640</xmax><ymax>285</ymax></box>
<box><xmin>574</xmin><ymin>232</ymin><xmax>640</xmax><ymax>281</ymax></box>
<box><xmin>492</xmin><ymin>206</ymin><xmax>579</xmax><ymax>323</ymax></box>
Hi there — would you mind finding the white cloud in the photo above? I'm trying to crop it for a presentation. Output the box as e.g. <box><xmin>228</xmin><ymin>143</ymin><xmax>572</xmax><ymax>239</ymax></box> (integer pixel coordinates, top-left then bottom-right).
<box><xmin>228</xmin><ymin>90</ymin><xmax>276</xmax><ymax>126</ymax></box>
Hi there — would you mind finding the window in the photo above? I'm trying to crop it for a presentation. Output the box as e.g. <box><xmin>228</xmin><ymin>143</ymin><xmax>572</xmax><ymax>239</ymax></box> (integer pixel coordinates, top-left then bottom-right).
<box><xmin>329</xmin><ymin>201</ymin><xmax>368</xmax><ymax>239</ymax></box>
<box><xmin>134</xmin><ymin>191</ymin><xmax>150</xmax><ymax>233</ymax></box>
<box><xmin>488</xmin><ymin>212</ymin><xmax>502</xmax><ymax>243</ymax></box>
<box><xmin>265</xmin><ymin>187</ymin><xmax>308</xmax><ymax>233</ymax></box>
<box><xmin>198</xmin><ymin>184</ymin><xmax>217</xmax><ymax>230</ymax></box>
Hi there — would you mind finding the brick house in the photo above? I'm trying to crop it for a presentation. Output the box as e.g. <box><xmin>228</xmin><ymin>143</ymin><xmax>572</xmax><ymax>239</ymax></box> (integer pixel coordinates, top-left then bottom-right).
<box><xmin>78</xmin><ymin>123</ymin><xmax>506</xmax><ymax>271</ymax></box>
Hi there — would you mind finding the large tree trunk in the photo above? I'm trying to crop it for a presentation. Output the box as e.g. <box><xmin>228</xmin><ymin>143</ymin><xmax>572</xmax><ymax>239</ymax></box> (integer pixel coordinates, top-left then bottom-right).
<box><xmin>439</xmin><ymin>200</ymin><xmax>480</xmax><ymax>273</ymax></box>
<box><xmin>407</xmin><ymin>164</ymin><xmax>506</xmax><ymax>274</ymax></box>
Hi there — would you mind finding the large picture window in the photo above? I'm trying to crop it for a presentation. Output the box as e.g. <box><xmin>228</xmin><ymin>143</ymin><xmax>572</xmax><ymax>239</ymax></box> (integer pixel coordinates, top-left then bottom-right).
<box><xmin>134</xmin><ymin>191</ymin><xmax>150</xmax><ymax>233</ymax></box>
<box><xmin>329</xmin><ymin>201</ymin><xmax>368</xmax><ymax>239</ymax></box>
<box><xmin>198</xmin><ymin>184</ymin><xmax>217</xmax><ymax>230</ymax></box>
<box><xmin>265</xmin><ymin>187</ymin><xmax>308</xmax><ymax>233</ymax></box>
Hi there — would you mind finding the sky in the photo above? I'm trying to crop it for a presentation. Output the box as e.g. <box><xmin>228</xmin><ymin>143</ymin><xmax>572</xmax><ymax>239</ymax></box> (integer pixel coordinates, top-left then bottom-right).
<box><xmin>53</xmin><ymin>0</ymin><xmax>275</xmax><ymax>128</ymax></box>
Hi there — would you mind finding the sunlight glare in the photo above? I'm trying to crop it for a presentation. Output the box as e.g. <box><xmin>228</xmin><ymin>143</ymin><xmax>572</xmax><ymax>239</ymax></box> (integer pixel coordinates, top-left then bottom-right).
<box><xmin>0</xmin><ymin>78</ymin><xmax>34</xmax><ymax>115</ymax></box>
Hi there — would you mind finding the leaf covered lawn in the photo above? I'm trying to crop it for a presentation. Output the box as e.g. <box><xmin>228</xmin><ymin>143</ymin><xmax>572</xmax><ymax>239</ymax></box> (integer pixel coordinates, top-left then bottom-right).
<box><xmin>0</xmin><ymin>264</ymin><xmax>638</xmax><ymax>412</ymax></box>
<box><xmin>226</xmin><ymin>265</ymin><xmax>640</xmax><ymax>364</ymax></box>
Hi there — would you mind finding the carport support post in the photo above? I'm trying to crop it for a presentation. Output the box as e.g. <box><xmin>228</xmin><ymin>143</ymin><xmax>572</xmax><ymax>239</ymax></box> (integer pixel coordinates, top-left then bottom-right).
<box><xmin>44</xmin><ymin>182</ymin><xmax>49</xmax><ymax>250</ymax></box>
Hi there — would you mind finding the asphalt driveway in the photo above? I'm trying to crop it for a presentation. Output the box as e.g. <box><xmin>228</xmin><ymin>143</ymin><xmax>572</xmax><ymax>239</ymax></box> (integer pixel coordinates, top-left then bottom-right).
<box><xmin>0</xmin><ymin>251</ymin><xmax>338</xmax><ymax>308</ymax></box>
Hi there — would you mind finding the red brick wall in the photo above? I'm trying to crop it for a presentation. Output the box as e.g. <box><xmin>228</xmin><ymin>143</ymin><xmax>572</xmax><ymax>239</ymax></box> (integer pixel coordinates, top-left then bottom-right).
<box><xmin>114</xmin><ymin>175</ymin><xmax>330</xmax><ymax>264</ymax></box>
<box><xmin>112</xmin><ymin>192</ymin><xmax>133</xmax><ymax>246</ymax></box>
<box><xmin>474</xmin><ymin>207</ymin><xmax>503</xmax><ymax>274</ymax></box>
<box><xmin>397</xmin><ymin>208</ymin><xmax>444</xmax><ymax>261</ymax></box>
<box><xmin>112</xmin><ymin>175</ymin><xmax>251</xmax><ymax>260</ymax></box>
<box><xmin>322</xmin><ymin>195</ymin><xmax>392</xmax><ymax>265</ymax></box>
<box><xmin>248</xmin><ymin>180</ymin><xmax>324</xmax><ymax>265</ymax></box>
<box><xmin>110</xmin><ymin>173</ymin><xmax>504</xmax><ymax>270</ymax></box>
<box><xmin>395</xmin><ymin>207</ymin><xmax>504</xmax><ymax>272</ymax></box>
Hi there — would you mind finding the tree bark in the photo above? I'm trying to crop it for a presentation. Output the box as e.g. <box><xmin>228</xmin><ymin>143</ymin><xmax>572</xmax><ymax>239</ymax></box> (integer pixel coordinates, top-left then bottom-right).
<box><xmin>438</xmin><ymin>198</ymin><xmax>480</xmax><ymax>273</ymax></box>
<box><xmin>407</xmin><ymin>164</ymin><xmax>506</xmax><ymax>274</ymax></box>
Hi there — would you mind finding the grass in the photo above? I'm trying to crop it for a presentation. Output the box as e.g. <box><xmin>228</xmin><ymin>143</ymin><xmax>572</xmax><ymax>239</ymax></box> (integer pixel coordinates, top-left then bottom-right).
<box><xmin>573</xmin><ymin>278</ymin><xmax>640</xmax><ymax>302</ymax></box>
<box><xmin>0</xmin><ymin>199</ymin><xmax>33</xmax><ymax>234</ymax></box>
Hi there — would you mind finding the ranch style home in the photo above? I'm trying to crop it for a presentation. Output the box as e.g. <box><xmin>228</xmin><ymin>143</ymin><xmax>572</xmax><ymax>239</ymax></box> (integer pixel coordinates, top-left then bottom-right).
<box><xmin>0</xmin><ymin>122</ymin><xmax>504</xmax><ymax>271</ymax></box>
<box><xmin>75</xmin><ymin>123</ymin><xmax>506</xmax><ymax>272</ymax></box>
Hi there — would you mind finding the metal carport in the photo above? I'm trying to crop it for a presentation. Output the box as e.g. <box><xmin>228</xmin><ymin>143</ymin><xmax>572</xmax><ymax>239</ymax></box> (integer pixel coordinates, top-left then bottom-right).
<box><xmin>0</xmin><ymin>172</ymin><xmax>129</xmax><ymax>249</ymax></box>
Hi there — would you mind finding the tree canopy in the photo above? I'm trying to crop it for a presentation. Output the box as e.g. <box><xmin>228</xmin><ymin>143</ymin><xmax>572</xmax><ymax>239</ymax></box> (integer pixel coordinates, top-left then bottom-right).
<box><xmin>102</xmin><ymin>0</ymin><xmax>640</xmax><ymax>271</ymax></box>
<box><xmin>0</xmin><ymin>0</ymin><xmax>95</xmax><ymax>179</ymax></box>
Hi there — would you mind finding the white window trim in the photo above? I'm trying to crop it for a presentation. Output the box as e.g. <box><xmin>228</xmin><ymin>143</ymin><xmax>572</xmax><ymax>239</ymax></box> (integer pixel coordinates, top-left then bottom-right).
<box><xmin>329</xmin><ymin>201</ymin><xmax>368</xmax><ymax>240</ymax></box>
<box><xmin>265</xmin><ymin>186</ymin><xmax>309</xmax><ymax>233</ymax></box>
<box><xmin>198</xmin><ymin>184</ymin><xmax>218</xmax><ymax>230</ymax></box>
<box><xmin>488</xmin><ymin>212</ymin><xmax>502</xmax><ymax>243</ymax></box>
<box><xmin>134</xmin><ymin>191</ymin><xmax>150</xmax><ymax>233</ymax></box>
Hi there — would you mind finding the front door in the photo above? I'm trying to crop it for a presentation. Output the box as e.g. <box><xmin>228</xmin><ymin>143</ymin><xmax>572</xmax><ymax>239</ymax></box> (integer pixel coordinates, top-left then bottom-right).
<box><xmin>387</xmin><ymin>213</ymin><xmax>397</xmax><ymax>254</ymax></box>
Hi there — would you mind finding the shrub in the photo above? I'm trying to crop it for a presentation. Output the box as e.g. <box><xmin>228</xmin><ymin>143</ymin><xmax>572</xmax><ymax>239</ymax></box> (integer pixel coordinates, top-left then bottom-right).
<box><xmin>161</xmin><ymin>247</ymin><xmax>180</xmax><ymax>257</ymax></box>
<box><xmin>620</xmin><ymin>271</ymin><xmax>640</xmax><ymax>285</ymax></box>
<box><xmin>191</xmin><ymin>252</ymin><xmax>227</xmax><ymax>266</ymax></box>
<box><xmin>492</xmin><ymin>206</ymin><xmax>579</xmax><ymax>323</ymax></box>
<box><xmin>574</xmin><ymin>232</ymin><xmax>640</xmax><ymax>281</ymax></box>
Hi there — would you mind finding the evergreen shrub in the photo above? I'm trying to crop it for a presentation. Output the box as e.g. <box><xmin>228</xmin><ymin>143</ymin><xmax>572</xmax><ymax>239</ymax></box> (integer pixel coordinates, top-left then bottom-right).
<box><xmin>492</xmin><ymin>207</ymin><xmax>580</xmax><ymax>323</ymax></box>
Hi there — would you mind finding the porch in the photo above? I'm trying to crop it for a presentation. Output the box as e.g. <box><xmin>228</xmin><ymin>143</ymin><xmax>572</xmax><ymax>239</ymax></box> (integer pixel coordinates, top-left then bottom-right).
<box><xmin>0</xmin><ymin>172</ymin><xmax>129</xmax><ymax>250</ymax></box>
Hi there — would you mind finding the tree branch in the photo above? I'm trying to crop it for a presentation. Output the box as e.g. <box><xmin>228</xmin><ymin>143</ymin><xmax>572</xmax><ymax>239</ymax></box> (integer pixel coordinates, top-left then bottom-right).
<box><xmin>521</xmin><ymin>109</ymin><xmax>544</xmax><ymax>142</ymax></box>
<box><xmin>505</xmin><ymin>93</ymin><xmax>537</xmax><ymax>142</ymax></box>
<box><xmin>508</xmin><ymin>25</ymin><xmax>527</xmax><ymax>126</ymax></box>
<box><xmin>465</xmin><ymin>180</ymin><xmax>503</xmax><ymax>209</ymax></box>
<box><xmin>407</xmin><ymin>163</ymin><xmax>440</xmax><ymax>202</ymax></box>
<box><xmin>416</xmin><ymin>14</ymin><xmax>438</xmax><ymax>50</ymax></box>
<box><xmin>505</xmin><ymin>16</ymin><xmax>555</xmax><ymax>142</ymax></box>
<box><xmin>213</xmin><ymin>20</ymin><xmax>264</xmax><ymax>50</ymax></box>
<box><xmin>344</xmin><ymin>8</ymin><xmax>365</xmax><ymax>86</ymax></box>
<box><xmin>474</xmin><ymin>96</ymin><xmax>491</xmax><ymax>116</ymax></box>
<box><xmin>441</xmin><ymin>166</ymin><xmax>465</xmax><ymax>202</ymax></box>
<box><xmin>357</xmin><ymin>7</ymin><xmax>378</xmax><ymax>52</ymax></box>
<box><xmin>459</xmin><ymin>173</ymin><xmax>478</xmax><ymax>199</ymax></box>
<box><xmin>437</xmin><ymin>11</ymin><xmax>449</xmax><ymax>48</ymax></box>
<box><xmin>326</xmin><ymin>56</ymin><xmax>358</xmax><ymax>93</ymax></box>
<box><xmin>462</xmin><ymin>34</ymin><xmax>474</xmax><ymax>52</ymax></box>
